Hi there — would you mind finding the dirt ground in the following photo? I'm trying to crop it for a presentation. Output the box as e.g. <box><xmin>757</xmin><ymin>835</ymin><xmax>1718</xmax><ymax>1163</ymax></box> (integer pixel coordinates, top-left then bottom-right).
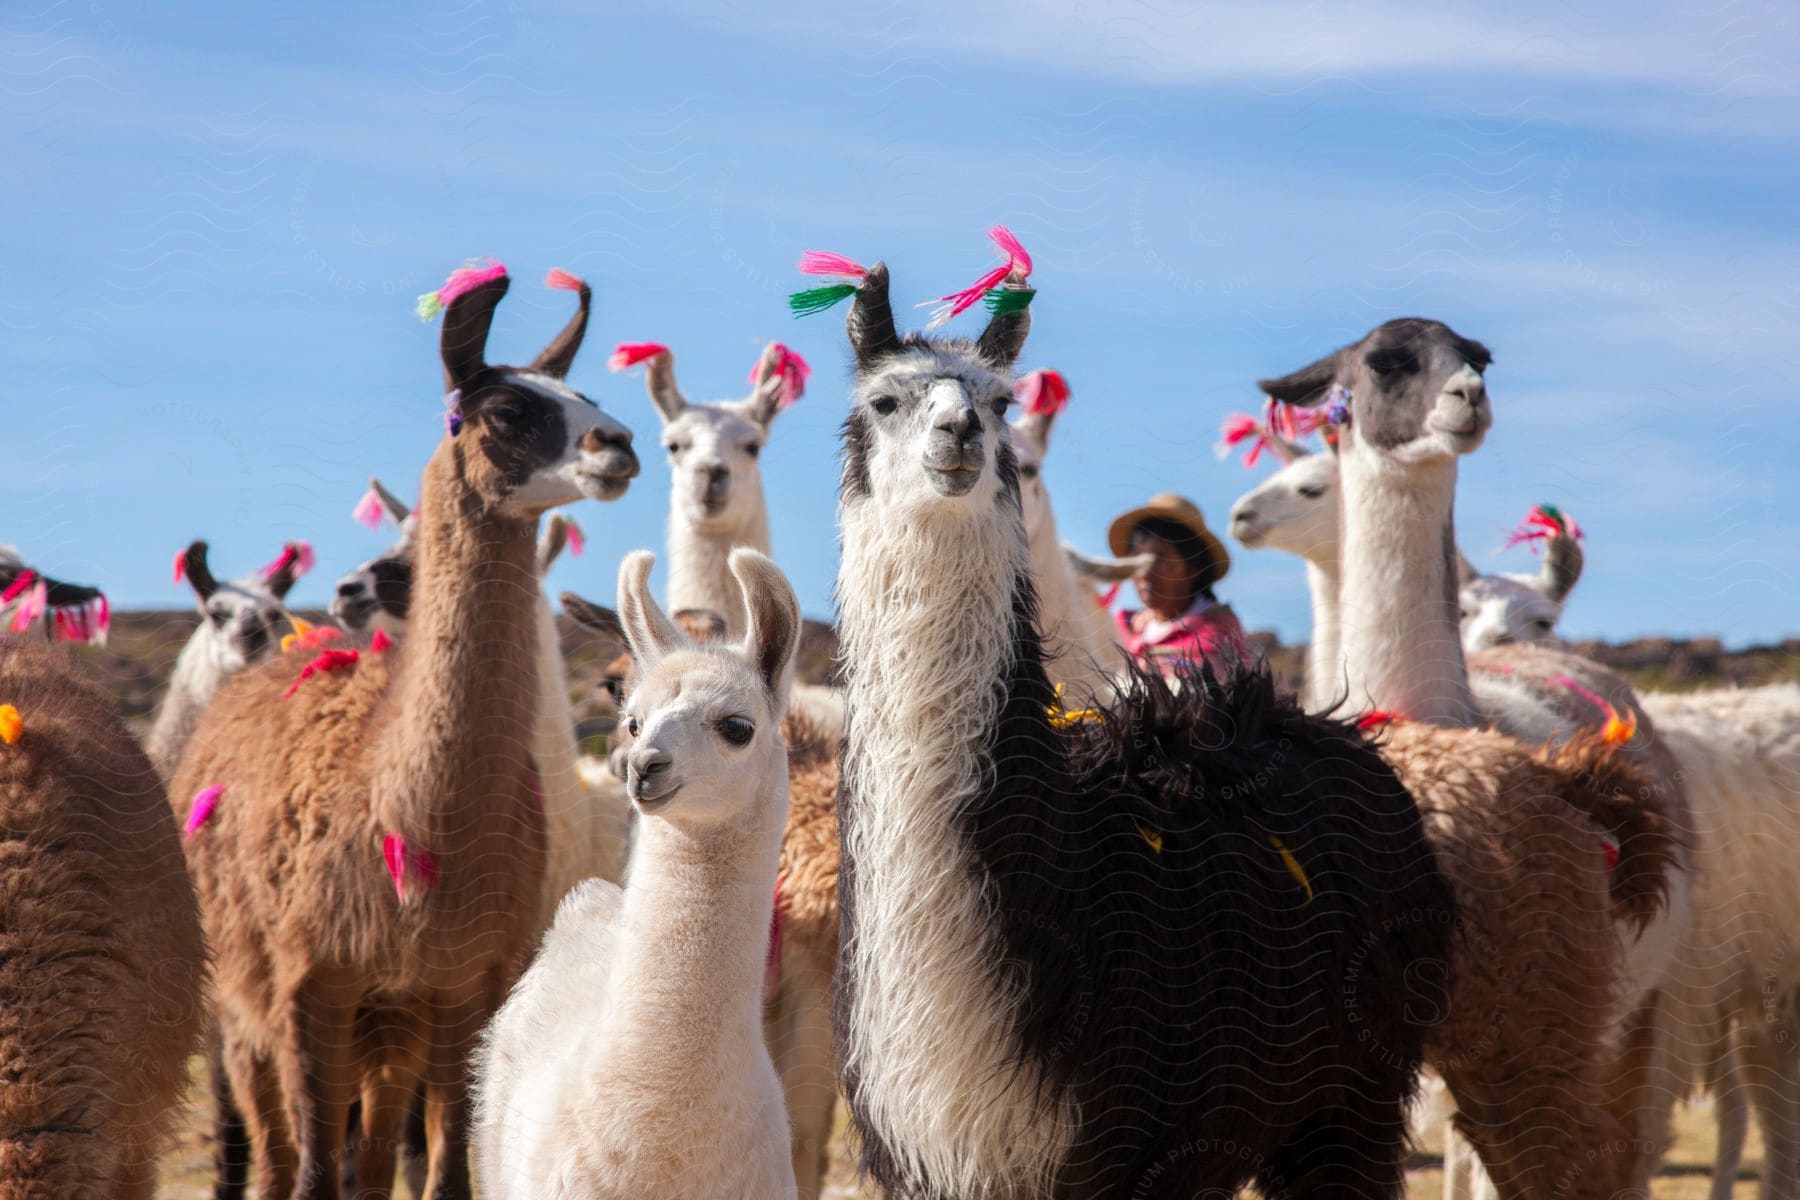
<box><xmin>153</xmin><ymin>1059</ymin><xmax>1763</xmax><ymax>1199</ymax></box>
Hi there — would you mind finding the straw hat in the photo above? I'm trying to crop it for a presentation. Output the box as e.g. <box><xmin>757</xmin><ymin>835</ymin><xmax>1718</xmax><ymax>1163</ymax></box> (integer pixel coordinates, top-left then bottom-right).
<box><xmin>1106</xmin><ymin>493</ymin><xmax>1231</xmax><ymax>589</ymax></box>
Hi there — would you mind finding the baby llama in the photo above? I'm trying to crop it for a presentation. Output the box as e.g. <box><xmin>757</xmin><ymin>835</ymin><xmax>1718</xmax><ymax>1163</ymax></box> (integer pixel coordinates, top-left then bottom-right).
<box><xmin>476</xmin><ymin>548</ymin><xmax>800</xmax><ymax>1199</ymax></box>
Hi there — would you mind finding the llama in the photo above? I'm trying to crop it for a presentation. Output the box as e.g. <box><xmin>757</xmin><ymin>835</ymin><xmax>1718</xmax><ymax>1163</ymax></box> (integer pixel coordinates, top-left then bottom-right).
<box><xmin>330</xmin><ymin>478</ymin><xmax>415</xmax><ymax>636</ymax></box>
<box><xmin>1458</xmin><ymin>504</ymin><xmax>1584</xmax><ymax>652</ymax></box>
<box><xmin>146</xmin><ymin>539</ymin><xmax>313</xmax><ymax>776</ymax></box>
<box><xmin>172</xmin><ymin>260</ymin><xmax>640</xmax><ymax>1198</ymax></box>
<box><xmin>0</xmin><ymin>638</ymin><xmax>207</xmax><ymax>1197</ymax></box>
<box><xmin>0</xmin><ymin>550</ymin><xmax>110</xmax><ymax>645</ymax></box>
<box><xmin>562</xmin><ymin>590</ymin><xmax>844</xmax><ymax>1200</ymax></box>
<box><xmin>475</xmin><ymin>548</ymin><xmax>800</xmax><ymax>1199</ymax></box>
<box><xmin>1259</xmin><ymin>318</ymin><xmax>1695</xmax><ymax>1197</ymax></box>
<box><xmin>1008</xmin><ymin>368</ymin><xmax>1133</xmax><ymax>702</ymax></box>
<box><xmin>826</xmin><ymin>256</ymin><xmax>1458</xmax><ymax>1199</ymax></box>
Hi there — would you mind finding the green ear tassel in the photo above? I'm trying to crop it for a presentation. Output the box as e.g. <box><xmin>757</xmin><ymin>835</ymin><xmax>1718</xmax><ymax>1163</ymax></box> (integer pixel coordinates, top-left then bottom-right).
<box><xmin>415</xmin><ymin>291</ymin><xmax>445</xmax><ymax>322</ymax></box>
<box><xmin>788</xmin><ymin>283</ymin><xmax>860</xmax><ymax>317</ymax></box>
<box><xmin>983</xmin><ymin>287</ymin><xmax>1035</xmax><ymax>316</ymax></box>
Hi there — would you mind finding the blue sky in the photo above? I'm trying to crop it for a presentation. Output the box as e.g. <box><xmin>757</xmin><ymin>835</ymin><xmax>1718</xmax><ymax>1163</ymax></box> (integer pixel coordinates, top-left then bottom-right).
<box><xmin>5</xmin><ymin>0</ymin><xmax>1796</xmax><ymax>647</ymax></box>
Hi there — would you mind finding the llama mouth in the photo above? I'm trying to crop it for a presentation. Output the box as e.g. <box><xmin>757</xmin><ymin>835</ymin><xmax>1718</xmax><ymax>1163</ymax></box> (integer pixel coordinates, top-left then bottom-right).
<box><xmin>329</xmin><ymin>595</ymin><xmax>376</xmax><ymax>630</ymax></box>
<box><xmin>1229</xmin><ymin>517</ymin><xmax>1264</xmax><ymax>546</ymax></box>
<box><xmin>924</xmin><ymin>463</ymin><xmax>981</xmax><ymax>497</ymax></box>
<box><xmin>633</xmin><ymin>785</ymin><xmax>678</xmax><ymax>811</ymax></box>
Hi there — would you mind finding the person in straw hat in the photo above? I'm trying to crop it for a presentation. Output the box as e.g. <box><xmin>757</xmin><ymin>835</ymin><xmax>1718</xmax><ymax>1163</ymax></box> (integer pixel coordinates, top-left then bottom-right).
<box><xmin>1106</xmin><ymin>493</ymin><xmax>1250</xmax><ymax>675</ymax></box>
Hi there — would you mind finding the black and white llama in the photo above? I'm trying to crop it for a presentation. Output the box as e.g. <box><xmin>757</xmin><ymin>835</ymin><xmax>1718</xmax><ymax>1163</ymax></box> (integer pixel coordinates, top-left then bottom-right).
<box><xmin>816</xmin><ymin>244</ymin><xmax>1454</xmax><ymax>1200</ymax></box>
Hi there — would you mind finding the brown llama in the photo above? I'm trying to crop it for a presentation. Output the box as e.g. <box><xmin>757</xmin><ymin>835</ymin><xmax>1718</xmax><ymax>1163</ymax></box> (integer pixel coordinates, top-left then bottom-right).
<box><xmin>565</xmin><ymin>593</ymin><xmax>843</xmax><ymax>1200</ymax></box>
<box><xmin>0</xmin><ymin>638</ymin><xmax>206</xmax><ymax>1198</ymax></box>
<box><xmin>172</xmin><ymin>261</ymin><xmax>639</xmax><ymax>1199</ymax></box>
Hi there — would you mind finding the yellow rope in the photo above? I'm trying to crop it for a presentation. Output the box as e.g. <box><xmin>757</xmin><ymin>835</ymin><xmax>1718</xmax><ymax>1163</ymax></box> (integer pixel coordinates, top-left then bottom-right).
<box><xmin>1268</xmin><ymin>835</ymin><xmax>1314</xmax><ymax>902</ymax></box>
<box><xmin>1045</xmin><ymin>682</ymin><xmax>1101</xmax><ymax>730</ymax></box>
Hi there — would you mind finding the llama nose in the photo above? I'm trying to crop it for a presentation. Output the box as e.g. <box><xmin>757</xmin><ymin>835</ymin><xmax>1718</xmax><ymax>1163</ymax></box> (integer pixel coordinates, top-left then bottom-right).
<box><xmin>705</xmin><ymin>464</ymin><xmax>730</xmax><ymax>493</ymax></box>
<box><xmin>937</xmin><ymin>407</ymin><xmax>982</xmax><ymax>441</ymax></box>
<box><xmin>628</xmin><ymin>746</ymin><xmax>671</xmax><ymax>786</ymax></box>
<box><xmin>580</xmin><ymin>426</ymin><xmax>633</xmax><ymax>453</ymax></box>
<box><xmin>1444</xmin><ymin>368</ymin><xmax>1487</xmax><ymax>406</ymax></box>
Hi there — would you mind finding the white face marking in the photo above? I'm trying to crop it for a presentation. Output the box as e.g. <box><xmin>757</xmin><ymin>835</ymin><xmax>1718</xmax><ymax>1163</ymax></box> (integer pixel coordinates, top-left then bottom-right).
<box><xmin>1228</xmin><ymin>452</ymin><xmax>1340</xmax><ymax>562</ymax></box>
<box><xmin>620</xmin><ymin>648</ymin><xmax>779</xmax><ymax>831</ymax></box>
<box><xmin>657</xmin><ymin>402</ymin><xmax>768</xmax><ymax>529</ymax></box>
<box><xmin>1460</xmin><ymin>573</ymin><xmax>1562</xmax><ymax>651</ymax></box>
<box><xmin>200</xmin><ymin>578</ymin><xmax>288</xmax><ymax>673</ymax></box>
<box><xmin>505</xmin><ymin>371</ymin><xmax>638</xmax><ymax>512</ymax></box>
<box><xmin>854</xmin><ymin>349</ymin><xmax>1015</xmax><ymax>515</ymax></box>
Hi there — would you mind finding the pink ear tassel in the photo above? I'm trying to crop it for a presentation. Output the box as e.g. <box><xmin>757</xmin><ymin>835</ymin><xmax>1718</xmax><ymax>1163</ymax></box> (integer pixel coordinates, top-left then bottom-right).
<box><xmin>754</xmin><ymin>344</ymin><xmax>811</xmax><ymax>408</ymax></box>
<box><xmin>93</xmin><ymin>595</ymin><xmax>109</xmax><ymax>643</ymax></box>
<box><xmin>352</xmin><ymin>487</ymin><xmax>386</xmax><ymax>530</ymax></box>
<box><xmin>796</xmin><ymin>251</ymin><xmax>869</xmax><ymax>280</ymax></box>
<box><xmin>437</xmin><ymin>260</ymin><xmax>507</xmax><ymax>308</ymax></box>
<box><xmin>920</xmin><ymin>225</ymin><xmax>1034</xmax><ymax>331</ymax></box>
<box><xmin>1266</xmin><ymin>398</ymin><xmax>1329</xmax><ymax>442</ymax></box>
<box><xmin>1014</xmin><ymin>369</ymin><xmax>1071</xmax><ymax>418</ymax></box>
<box><xmin>1</xmin><ymin>569</ymin><xmax>35</xmax><ymax>605</ymax></box>
<box><xmin>172</xmin><ymin>550</ymin><xmax>187</xmax><ymax>584</ymax></box>
<box><xmin>10</xmin><ymin>580</ymin><xmax>46</xmax><ymax>633</ymax></box>
<box><xmin>259</xmin><ymin>542</ymin><xmax>315</xmax><ymax>584</ymax></box>
<box><xmin>1215</xmin><ymin>413</ymin><xmax>1270</xmax><ymax>467</ymax></box>
<box><xmin>1503</xmin><ymin>505</ymin><xmax>1583</xmax><ymax>553</ymax></box>
<box><xmin>608</xmin><ymin>342</ymin><xmax>670</xmax><ymax>372</ymax></box>
<box><xmin>564</xmin><ymin>520</ymin><xmax>585</xmax><ymax>557</ymax></box>
<box><xmin>544</xmin><ymin>267</ymin><xmax>585</xmax><ymax>292</ymax></box>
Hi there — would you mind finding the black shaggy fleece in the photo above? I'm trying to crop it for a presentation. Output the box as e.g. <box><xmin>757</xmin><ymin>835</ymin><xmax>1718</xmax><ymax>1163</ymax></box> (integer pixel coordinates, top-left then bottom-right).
<box><xmin>838</xmin><ymin>575</ymin><xmax>1457</xmax><ymax>1200</ymax></box>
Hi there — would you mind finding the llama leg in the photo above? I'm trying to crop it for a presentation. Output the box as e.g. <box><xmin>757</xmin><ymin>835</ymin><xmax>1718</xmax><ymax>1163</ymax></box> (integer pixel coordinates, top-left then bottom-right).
<box><xmin>1742</xmin><ymin>1022</ymin><xmax>1800</xmax><ymax>1200</ymax></box>
<box><xmin>401</xmin><ymin>1085</ymin><xmax>429</xmax><ymax>1199</ymax></box>
<box><xmin>227</xmin><ymin>1039</ymin><xmax>297</xmax><ymax>1200</ymax></box>
<box><xmin>275</xmin><ymin>981</ymin><xmax>359</xmax><ymax>1200</ymax></box>
<box><xmin>420</xmin><ymin>995</ymin><xmax>494</xmax><ymax>1200</ymax></box>
<box><xmin>208</xmin><ymin>1028</ymin><xmax>252</xmax><ymax>1200</ymax></box>
<box><xmin>351</xmin><ymin>1069</ymin><xmax>409</xmax><ymax>1200</ymax></box>
<box><xmin>1714</xmin><ymin>1040</ymin><xmax>1749</xmax><ymax>1200</ymax></box>
<box><xmin>767</xmin><ymin>936</ymin><xmax>838</xmax><ymax>1200</ymax></box>
<box><xmin>1598</xmin><ymin>993</ymin><xmax>1666</xmax><ymax>1197</ymax></box>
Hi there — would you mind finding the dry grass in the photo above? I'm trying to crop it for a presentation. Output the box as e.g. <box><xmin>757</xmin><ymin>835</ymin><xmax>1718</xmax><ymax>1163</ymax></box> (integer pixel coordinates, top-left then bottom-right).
<box><xmin>152</xmin><ymin>1058</ymin><xmax>1763</xmax><ymax>1198</ymax></box>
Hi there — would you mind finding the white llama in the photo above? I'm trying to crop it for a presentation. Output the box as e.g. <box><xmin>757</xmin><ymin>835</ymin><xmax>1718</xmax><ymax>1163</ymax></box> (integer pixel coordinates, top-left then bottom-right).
<box><xmin>1458</xmin><ymin>504</ymin><xmax>1584</xmax><ymax>652</ymax></box>
<box><xmin>475</xmin><ymin>548</ymin><xmax>800</xmax><ymax>1200</ymax></box>
<box><xmin>146</xmin><ymin>538</ymin><xmax>312</xmax><ymax>775</ymax></box>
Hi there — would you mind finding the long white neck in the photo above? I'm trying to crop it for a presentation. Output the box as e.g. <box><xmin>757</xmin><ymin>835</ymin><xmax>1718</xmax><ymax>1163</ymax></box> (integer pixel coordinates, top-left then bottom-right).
<box><xmin>1334</xmin><ymin>447</ymin><xmax>1474</xmax><ymax>726</ymax></box>
<box><xmin>147</xmin><ymin>631</ymin><xmax>233</xmax><ymax>776</ymax></box>
<box><xmin>835</xmin><ymin>496</ymin><xmax>1068</xmax><ymax>1195</ymax></box>
<box><xmin>597</xmin><ymin>796</ymin><xmax>784</xmax><ymax>1078</ymax></box>
<box><xmin>1026</xmin><ymin>508</ymin><xmax>1120</xmax><ymax>704</ymax></box>
<box><xmin>666</xmin><ymin>504</ymin><xmax>771</xmax><ymax>638</ymax></box>
<box><xmin>1300</xmin><ymin>552</ymin><xmax>1341</xmax><ymax>713</ymax></box>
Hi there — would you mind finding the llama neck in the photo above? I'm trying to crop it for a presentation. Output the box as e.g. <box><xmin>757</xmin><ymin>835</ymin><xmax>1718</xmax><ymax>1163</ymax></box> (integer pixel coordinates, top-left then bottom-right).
<box><xmin>602</xmin><ymin>803</ymin><xmax>784</xmax><ymax>1070</ymax></box>
<box><xmin>530</xmin><ymin>593</ymin><xmax>625</xmax><ymax>903</ymax></box>
<box><xmin>1026</xmin><ymin>507</ymin><xmax>1120</xmax><ymax>703</ymax></box>
<box><xmin>1334</xmin><ymin>449</ymin><xmax>1473</xmax><ymax>726</ymax></box>
<box><xmin>666</xmin><ymin>504</ymin><xmax>770</xmax><ymax>638</ymax></box>
<box><xmin>372</xmin><ymin>450</ymin><xmax>543</xmax><ymax>839</ymax></box>
<box><xmin>835</xmin><ymin>496</ymin><xmax>1069</xmax><ymax>1193</ymax></box>
<box><xmin>147</xmin><ymin>632</ymin><xmax>232</xmax><ymax>774</ymax></box>
<box><xmin>1302</xmin><ymin>556</ymin><xmax>1341</xmax><ymax>713</ymax></box>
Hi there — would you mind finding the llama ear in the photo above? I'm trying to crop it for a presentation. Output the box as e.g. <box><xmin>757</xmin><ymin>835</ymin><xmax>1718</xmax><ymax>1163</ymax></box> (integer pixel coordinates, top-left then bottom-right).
<box><xmin>560</xmin><ymin>591</ymin><xmax>625</xmax><ymax>643</ymax></box>
<box><xmin>530</xmin><ymin>277</ymin><xmax>591</xmax><ymax>380</ymax></box>
<box><xmin>370</xmin><ymin>478</ymin><xmax>412</xmax><ymax>525</ymax></box>
<box><xmin>181</xmin><ymin>540</ymin><xmax>219</xmax><ymax>601</ymax></box>
<box><xmin>616</xmin><ymin>550</ymin><xmax>686</xmax><ymax>668</ymax></box>
<box><xmin>1455</xmin><ymin>550</ymin><xmax>1479</xmax><ymax>589</ymax></box>
<box><xmin>1065</xmin><ymin>543</ymin><xmax>1155</xmax><ymax>583</ymax></box>
<box><xmin>740</xmin><ymin>367</ymin><xmax>786</xmax><ymax>429</ymax></box>
<box><xmin>975</xmin><ymin>275</ymin><xmax>1032</xmax><ymax>370</ymax></box>
<box><xmin>265</xmin><ymin>542</ymin><xmax>307</xmax><ymax>600</ymax></box>
<box><xmin>643</xmin><ymin>351</ymin><xmax>688</xmax><ymax>422</ymax></box>
<box><xmin>729</xmin><ymin>548</ymin><xmax>800</xmax><ymax>704</ymax></box>
<box><xmin>1536</xmin><ymin>535</ymin><xmax>1585</xmax><ymax>605</ymax></box>
<box><xmin>1258</xmin><ymin>354</ymin><xmax>1339</xmax><ymax>408</ymax></box>
<box><xmin>847</xmin><ymin>262</ymin><xmax>900</xmax><ymax>371</ymax></box>
<box><xmin>1012</xmin><ymin>409</ymin><xmax>1053</xmax><ymax>452</ymax></box>
<box><xmin>440</xmin><ymin>274</ymin><xmax>510</xmax><ymax>391</ymax></box>
<box><xmin>538</xmin><ymin>517</ymin><xmax>570</xmax><ymax>576</ymax></box>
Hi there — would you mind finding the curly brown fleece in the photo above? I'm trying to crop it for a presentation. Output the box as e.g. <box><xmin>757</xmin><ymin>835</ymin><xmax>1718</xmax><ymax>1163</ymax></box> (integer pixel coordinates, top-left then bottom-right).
<box><xmin>1375</xmin><ymin>720</ymin><xmax>1675</xmax><ymax>1200</ymax></box>
<box><xmin>0</xmin><ymin>639</ymin><xmax>206</xmax><ymax>1200</ymax></box>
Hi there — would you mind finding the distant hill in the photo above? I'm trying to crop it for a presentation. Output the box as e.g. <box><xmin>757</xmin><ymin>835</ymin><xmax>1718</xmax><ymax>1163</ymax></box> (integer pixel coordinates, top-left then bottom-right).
<box><xmin>67</xmin><ymin>611</ymin><xmax>1800</xmax><ymax>755</ymax></box>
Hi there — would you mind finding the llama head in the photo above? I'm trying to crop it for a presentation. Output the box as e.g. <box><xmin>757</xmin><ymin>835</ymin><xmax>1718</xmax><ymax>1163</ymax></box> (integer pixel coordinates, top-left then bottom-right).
<box><xmin>638</xmin><ymin>345</ymin><xmax>786</xmax><ymax>532</ymax></box>
<box><xmin>1227</xmin><ymin>446</ymin><xmax>1342</xmax><ymax>565</ymax></box>
<box><xmin>840</xmin><ymin>263</ymin><xmax>1032</xmax><ymax>519</ymax></box>
<box><xmin>432</xmin><ymin>266</ymin><xmax>639</xmax><ymax>514</ymax></box>
<box><xmin>1260</xmin><ymin>318</ymin><xmax>1493</xmax><ymax>466</ymax></box>
<box><xmin>1007</xmin><ymin>369</ymin><xmax>1067</xmax><ymax>545</ymax></box>
<box><xmin>612</xmin><ymin>549</ymin><xmax>799</xmax><ymax>828</ymax></box>
<box><xmin>332</xmin><ymin>478</ymin><xmax>416</xmax><ymax>635</ymax></box>
<box><xmin>1459</xmin><ymin>518</ymin><xmax>1584</xmax><ymax>651</ymax></box>
<box><xmin>177</xmin><ymin>539</ymin><xmax>306</xmax><ymax>673</ymax></box>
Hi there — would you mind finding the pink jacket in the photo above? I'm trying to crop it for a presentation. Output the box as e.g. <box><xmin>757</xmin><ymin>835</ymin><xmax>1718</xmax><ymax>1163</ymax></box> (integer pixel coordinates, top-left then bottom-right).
<box><xmin>1114</xmin><ymin>598</ymin><xmax>1251</xmax><ymax>676</ymax></box>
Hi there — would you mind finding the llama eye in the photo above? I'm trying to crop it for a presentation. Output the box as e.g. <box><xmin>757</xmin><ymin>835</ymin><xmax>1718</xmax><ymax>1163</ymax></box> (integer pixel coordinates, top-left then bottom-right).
<box><xmin>717</xmin><ymin>716</ymin><xmax>755</xmax><ymax>746</ymax></box>
<box><xmin>488</xmin><ymin>402</ymin><xmax>524</xmax><ymax>426</ymax></box>
<box><xmin>208</xmin><ymin>610</ymin><xmax>227</xmax><ymax>627</ymax></box>
<box><xmin>665</xmin><ymin>442</ymin><xmax>684</xmax><ymax>456</ymax></box>
<box><xmin>744</xmin><ymin>443</ymin><xmax>761</xmax><ymax>458</ymax></box>
<box><xmin>1298</xmin><ymin>485</ymin><xmax>1326</xmax><ymax>499</ymax></box>
<box><xmin>870</xmin><ymin>395</ymin><xmax>898</xmax><ymax>416</ymax></box>
<box><xmin>603</xmin><ymin>678</ymin><xmax>624</xmax><ymax>705</ymax></box>
<box><xmin>990</xmin><ymin>397</ymin><xmax>1009</xmax><ymax>417</ymax></box>
<box><xmin>1019</xmin><ymin>464</ymin><xmax>1039</xmax><ymax>479</ymax></box>
<box><xmin>625</xmin><ymin>717</ymin><xmax>640</xmax><ymax>738</ymax></box>
<box><xmin>1528</xmin><ymin>620</ymin><xmax>1552</xmax><ymax>634</ymax></box>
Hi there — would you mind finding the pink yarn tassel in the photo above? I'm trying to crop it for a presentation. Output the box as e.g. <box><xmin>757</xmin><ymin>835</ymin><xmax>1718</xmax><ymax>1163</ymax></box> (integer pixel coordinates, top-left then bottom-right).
<box><xmin>92</xmin><ymin>595</ymin><xmax>110</xmax><ymax>644</ymax></box>
<box><xmin>564</xmin><ymin>520</ymin><xmax>585</xmax><ymax>557</ymax></box>
<box><xmin>608</xmin><ymin>342</ymin><xmax>670</xmax><ymax>372</ymax></box>
<box><xmin>796</xmin><ymin>251</ymin><xmax>868</xmax><ymax>279</ymax></box>
<box><xmin>1215</xmin><ymin>413</ymin><xmax>1270</xmax><ymax>467</ymax></box>
<box><xmin>184</xmin><ymin>785</ymin><xmax>223</xmax><ymax>838</ymax></box>
<box><xmin>370</xmin><ymin>628</ymin><xmax>393</xmax><ymax>654</ymax></box>
<box><xmin>1014</xmin><ymin>369</ymin><xmax>1071</xmax><ymax>417</ymax></box>
<box><xmin>10</xmin><ymin>581</ymin><xmax>46</xmax><ymax>632</ymax></box>
<box><xmin>382</xmin><ymin>833</ymin><xmax>440</xmax><ymax>903</ymax></box>
<box><xmin>259</xmin><ymin>542</ymin><xmax>315</xmax><ymax>584</ymax></box>
<box><xmin>987</xmin><ymin>224</ymin><xmax>1033</xmax><ymax>277</ymax></box>
<box><xmin>352</xmin><ymin>487</ymin><xmax>386</xmax><ymax>530</ymax></box>
<box><xmin>1266</xmin><ymin>398</ymin><xmax>1329</xmax><ymax>442</ymax></box>
<box><xmin>1</xmin><ymin>569</ymin><xmax>35</xmax><ymax>605</ymax></box>
<box><xmin>436</xmin><ymin>260</ymin><xmax>508</xmax><ymax>308</ymax></box>
<box><xmin>171</xmin><ymin>549</ymin><xmax>187</xmax><ymax>584</ymax></box>
<box><xmin>544</xmin><ymin>267</ymin><xmax>585</xmax><ymax>292</ymax></box>
<box><xmin>920</xmin><ymin>225</ymin><xmax>1034</xmax><ymax>330</ymax></box>
<box><xmin>754</xmin><ymin>344</ymin><xmax>811</xmax><ymax>408</ymax></box>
